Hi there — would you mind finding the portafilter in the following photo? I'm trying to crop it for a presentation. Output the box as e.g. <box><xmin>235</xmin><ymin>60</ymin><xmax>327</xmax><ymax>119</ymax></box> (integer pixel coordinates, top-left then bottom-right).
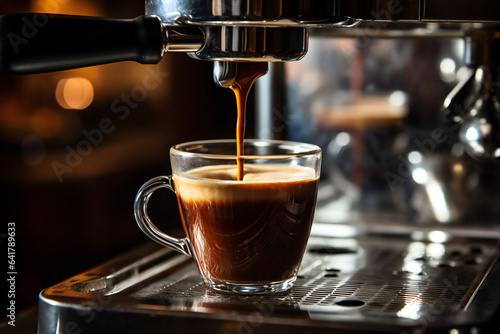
<box><xmin>0</xmin><ymin>0</ymin><xmax>359</xmax><ymax>75</ymax></box>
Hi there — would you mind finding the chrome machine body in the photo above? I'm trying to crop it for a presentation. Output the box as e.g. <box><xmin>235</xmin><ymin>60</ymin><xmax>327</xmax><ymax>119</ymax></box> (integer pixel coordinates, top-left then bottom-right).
<box><xmin>147</xmin><ymin>0</ymin><xmax>500</xmax><ymax>159</ymax></box>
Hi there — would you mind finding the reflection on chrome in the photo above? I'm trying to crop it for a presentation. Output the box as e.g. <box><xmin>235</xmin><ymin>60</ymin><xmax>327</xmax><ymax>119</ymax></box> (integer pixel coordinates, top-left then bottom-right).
<box><xmin>411</xmin><ymin>167</ymin><xmax>428</xmax><ymax>184</ymax></box>
<box><xmin>389</xmin><ymin>90</ymin><xmax>407</xmax><ymax>107</ymax></box>
<box><xmin>397</xmin><ymin>295</ymin><xmax>423</xmax><ymax>320</ymax></box>
<box><xmin>335</xmin><ymin>132</ymin><xmax>351</xmax><ymax>147</ymax></box>
<box><xmin>426</xmin><ymin>243</ymin><xmax>446</xmax><ymax>258</ymax></box>
<box><xmin>439</xmin><ymin>57</ymin><xmax>457</xmax><ymax>82</ymax></box>
<box><xmin>401</xmin><ymin>241</ymin><xmax>447</xmax><ymax>275</ymax></box>
<box><xmin>409</xmin><ymin>152</ymin><xmax>454</xmax><ymax>223</ymax></box>
<box><xmin>401</xmin><ymin>242</ymin><xmax>426</xmax><ymax>275</ymax></box>
<box><xmin>402</xmin><ymin>260</ymin><xmax>424</xmax><ymax>275</ymax></box>
<box><xmin>408</xmin><ymin>151</ymin><xmax>423</xmax><ymax>164</ymax></box>
<box><xmin>427</xmin><ymin>230</ymin><xmax>450</xmax><ymax>243</ymax></box>
<box><xmin>424</xmin><ymin>178</ymin><xmax>451</xmax><ymax>223</ymax></box>
<box><xmin>397</xmin><ymin>241</ymin><xmax>448</xmax><ymax>320</ymax></box>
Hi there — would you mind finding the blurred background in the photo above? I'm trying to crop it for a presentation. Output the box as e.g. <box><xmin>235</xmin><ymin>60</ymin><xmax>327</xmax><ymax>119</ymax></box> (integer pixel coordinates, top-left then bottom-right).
<box><xmin>0</xmin><ymin>0</ymin><xmax>238</xmax><ymax>313</ymax></box>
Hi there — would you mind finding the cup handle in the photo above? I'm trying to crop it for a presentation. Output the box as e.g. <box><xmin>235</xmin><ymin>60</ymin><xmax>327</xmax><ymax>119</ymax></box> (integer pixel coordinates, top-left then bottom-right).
<box><xmin>134</xmin><ymin>176</ymin><xmax>192</xmax><ymax>257</ymax></box>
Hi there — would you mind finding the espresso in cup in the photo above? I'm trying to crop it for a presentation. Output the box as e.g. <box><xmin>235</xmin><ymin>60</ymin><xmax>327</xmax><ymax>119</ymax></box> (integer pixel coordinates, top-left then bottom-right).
<box><xmin>174</xmin><ymin>164</ymin><xmax>318</xmax><ymax>283</ymax></box>
<box><xmin>135</xmin><ymin>61</ymin><xmax>320</xmax><ymax>294</ymax></box>
<box><xmin>135</xmin><ymin>139</ymin><xmax>321</xmax><ymax>294</ymax></box>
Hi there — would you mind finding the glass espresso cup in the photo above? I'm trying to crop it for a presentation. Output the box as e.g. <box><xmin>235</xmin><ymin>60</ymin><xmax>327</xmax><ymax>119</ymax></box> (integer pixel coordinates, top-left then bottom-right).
<box><xmin>134</xmin><ymin>139</ymin><xmax>321</xmax><ymax>294</ymax></box>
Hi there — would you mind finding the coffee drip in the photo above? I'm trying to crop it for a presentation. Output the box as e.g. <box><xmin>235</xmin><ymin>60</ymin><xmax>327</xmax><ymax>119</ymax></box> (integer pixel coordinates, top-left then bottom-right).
<box><xmin>215</xmin><ymin>61</ymin><xmax>269</xmax><ymax>180</ymax></box>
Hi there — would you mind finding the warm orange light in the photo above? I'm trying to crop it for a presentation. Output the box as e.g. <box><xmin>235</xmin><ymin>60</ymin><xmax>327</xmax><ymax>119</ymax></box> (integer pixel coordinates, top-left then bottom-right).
<box><xmin>56</xmin><ymin>78</ymin><xmax>94</xmax><ymax>110</ymax></box>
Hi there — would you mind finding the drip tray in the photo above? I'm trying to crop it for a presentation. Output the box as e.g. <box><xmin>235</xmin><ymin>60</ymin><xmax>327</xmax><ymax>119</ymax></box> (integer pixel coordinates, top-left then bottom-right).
<box><xmin>39</xmin><ymin>233</ymin><xmax>500</xmax><ymax>333</ymax></box>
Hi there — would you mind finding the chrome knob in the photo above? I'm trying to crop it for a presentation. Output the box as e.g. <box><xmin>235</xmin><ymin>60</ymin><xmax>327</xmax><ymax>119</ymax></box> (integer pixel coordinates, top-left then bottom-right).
<box><xmin>443</xmin><ymin>30</ymin><xmax>500</xmax><ymax>160</ymax></box>
<box><xmin>459</xmin><ymin>94</ymin><xmax>500</xmax><ymax>159</ymax></box>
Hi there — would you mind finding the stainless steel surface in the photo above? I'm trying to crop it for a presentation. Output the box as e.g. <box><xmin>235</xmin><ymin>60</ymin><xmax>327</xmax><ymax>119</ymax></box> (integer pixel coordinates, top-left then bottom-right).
<box><xmin>442</xmin><ymin>31</ymin><xmax>500</xmax><ymax>160</ymax></box>
<box><xmin>458</xmin><ymin>68</ymin><xmax>500</xmax><ymax>159</ymax></box>
<box><xmin>255</xmin><ymin>62</ymin><xmax>287</xmax><ymax>140</ymax></box>
<box><xmin>147</xmin><ymin>0</ymin><xmax>355</xmax><ymax>62</ymax></box>
<box><xmin>191</xmin><ymin>26</ymin><xmax>309</xmax><ymax>61</ymax></box>
<box><xmin>146</xmin><ymin>0</ymin><xmax>358</xmax><ymax>27</ymax></box>
<box><xmin>38</xmin><ymin>231</ymin><xmax>500</xmax><ymax>333</ymax></box>
<box><xmin>162</xmin><ymin>26</ymin><xmax>204</xmax><ymax>52</ymax></box>
<box><xmin>146</xmin><ymin>0</ymin><xmax>500</xmax><ymax>62</ymax></box>
<box><xmin>213</xmin><ymin>61</ymin><xmax>237</xmax><ymax>88</ymax></box>
<box><xmin>150</xmin><ymin>0</ymin><xmax>500</xmax><ymax>159</ymax></box>
<box><xmin>147</xmin><ymin>0</ymin><xmax>500</xmax><ymax>26</ymax></box>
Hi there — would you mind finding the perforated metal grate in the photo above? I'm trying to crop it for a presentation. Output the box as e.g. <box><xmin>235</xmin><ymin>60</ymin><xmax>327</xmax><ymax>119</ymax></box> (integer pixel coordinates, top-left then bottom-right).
<box><xmin>131</xmin><ymin>235</ymin><xmax>498</xmax><ymax>324</ymax></box>
<box><xmin>40</xmin><ymin>234</ymin><xmax>500</xmax><ymax>333</ymax></box>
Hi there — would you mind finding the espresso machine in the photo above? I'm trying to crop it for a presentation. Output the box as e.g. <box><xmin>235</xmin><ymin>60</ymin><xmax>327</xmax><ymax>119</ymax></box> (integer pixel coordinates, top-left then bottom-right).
<box><xmin>2</xmin><ymin>1</ymin><xmax>500</xmax><ymax>333</ymax></box>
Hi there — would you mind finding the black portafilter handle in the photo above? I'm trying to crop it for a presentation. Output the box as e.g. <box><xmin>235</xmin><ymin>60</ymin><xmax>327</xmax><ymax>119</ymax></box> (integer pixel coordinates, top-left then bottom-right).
<box><xmin>0</xmin><ymin>13</ymin><xmax>165</xmax><ymax>74</ymax></box>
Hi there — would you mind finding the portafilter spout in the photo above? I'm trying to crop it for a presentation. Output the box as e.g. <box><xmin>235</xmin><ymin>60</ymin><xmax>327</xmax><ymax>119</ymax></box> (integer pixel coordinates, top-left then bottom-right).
<box><xmin>443</xmin><ymin>30</ymin><xmax>500</xmax><ymax>160</ymax></box>
<box><xmin>213</xmin><ymin>61</ymin><xmax>237</xmax><ymax>88</ymax></box>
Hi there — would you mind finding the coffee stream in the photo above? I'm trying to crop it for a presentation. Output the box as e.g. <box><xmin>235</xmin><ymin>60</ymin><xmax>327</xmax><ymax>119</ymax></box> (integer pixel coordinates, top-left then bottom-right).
<box><xmin>228</xmin><ymin>62</ymin><xmax>269</xmax><ymax>180</ymax></box>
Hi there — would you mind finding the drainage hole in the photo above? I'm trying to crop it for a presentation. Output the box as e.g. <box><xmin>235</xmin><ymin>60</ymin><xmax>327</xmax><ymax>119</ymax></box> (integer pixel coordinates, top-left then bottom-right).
<box><xmin>470</xmin><ymin>246</ymin><xmax>483</xmax><ymax>255</ymax></box>
<box><xmin>449</xmin><ymin>250</ymin><xmax>462</xmax><ymax>257</ymax></box>
<box><xmin>309</xmin><ymin>247</ymin><xmax>357</xmax><ymax>255</ymax></box>
<box><xmin>465</xmin><ymin>257</ymin><xmax>481</xmax><ymax>265</ymax></box>
<box><xmin>325</xmin><ymin>268</ymin><xmax>341</xmax><ymax>272</ymax></box>
<box><xmin>335</xmin><ymin>299</ymin><xmax>365</xmax><ymax>307</ymax></box>
<box><xmin>324</xmin><ymin>273</ymin><xmax>339</xmax><ymax>278</ymax></box>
